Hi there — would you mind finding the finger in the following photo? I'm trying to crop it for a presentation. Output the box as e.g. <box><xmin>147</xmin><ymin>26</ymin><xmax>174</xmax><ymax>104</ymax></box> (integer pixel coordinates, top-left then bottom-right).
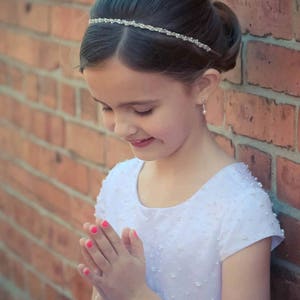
<box><xmin>84</xmin><ymin>238</ymin><xmax>111</xmax><ymax>273</ymax></box>
<box><xmin>77</xmin><ymin>264</ymin><xmax>103</xmax><ymax>294</ymax></box>
<box><xmin>96</xmin><ymin>219</ymin><xmax>127</xmax><ymax>255</ymax></box>
<box><xmin>88</xmin><ymin>224</ymin><xmax>118</xmax><ymax>263</ymax></box>
<box><xmin>80</xmin><ymin>238</ymin><xmax>102</xmax><ymax>275</ymax></box>
<box><xmin>121</xmin><ymin>227</ymin><xmax>131</xmax><ymax>253</ymax></box>
<box><xmin>129</xmin><ymin>229</ymin><xmax>145</xmax><ymax>260</ymax></box>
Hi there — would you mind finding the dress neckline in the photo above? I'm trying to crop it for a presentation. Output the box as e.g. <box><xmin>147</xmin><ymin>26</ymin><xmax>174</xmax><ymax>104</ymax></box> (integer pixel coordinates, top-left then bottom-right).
<box><xmin>132</xmin><ymin>159</ymin><xmax>247</xmax><ymax>211</ymax></box>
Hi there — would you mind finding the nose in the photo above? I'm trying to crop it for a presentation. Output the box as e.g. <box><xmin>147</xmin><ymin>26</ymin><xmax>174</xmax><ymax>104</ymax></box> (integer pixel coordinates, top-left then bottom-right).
<box><xmin>113</xmin><ymin>117</ymin><xmax>137</xmax><ymax>138</ymax></box>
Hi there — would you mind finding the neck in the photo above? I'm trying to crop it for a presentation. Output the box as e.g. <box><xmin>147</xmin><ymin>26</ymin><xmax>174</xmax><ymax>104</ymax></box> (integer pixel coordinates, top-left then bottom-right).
<box><xmin>145</xmin><ymin>126</ymin><xmax>232</xmax><ymax>178</ymax></box>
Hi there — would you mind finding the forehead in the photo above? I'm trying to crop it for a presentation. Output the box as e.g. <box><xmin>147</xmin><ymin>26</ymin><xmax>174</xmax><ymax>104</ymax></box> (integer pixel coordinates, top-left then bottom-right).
<box><xmin>82</xmin><ymin>58</ymin><xmax>190</xmax><ymax>103</ymax></box>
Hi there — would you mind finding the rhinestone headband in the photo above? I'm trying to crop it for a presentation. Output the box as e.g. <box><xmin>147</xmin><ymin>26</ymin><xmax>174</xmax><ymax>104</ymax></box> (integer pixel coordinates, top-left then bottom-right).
<box><xmin>89</xmin><ymin>18</ymin><xmax>219</xmax><ymax>55</ymax></box>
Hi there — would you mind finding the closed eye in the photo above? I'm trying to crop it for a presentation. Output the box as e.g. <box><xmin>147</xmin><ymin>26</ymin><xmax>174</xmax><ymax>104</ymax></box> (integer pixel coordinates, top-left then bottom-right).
<box><xmin>101</xmin><ymin>105</ymin><xmax>112</xmax><ymax>112</ymax></box>
<box><xmin>135</xmin><ymin>109</ymin><xmax>153</xmax><ymax>116</ymax></box>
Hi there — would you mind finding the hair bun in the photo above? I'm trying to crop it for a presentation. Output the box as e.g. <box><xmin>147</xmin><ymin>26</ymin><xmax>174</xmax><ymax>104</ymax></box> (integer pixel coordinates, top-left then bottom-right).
<box><xmin>212</xmin><ymin>1</ymin><xmax>241</xmax><ymax>71</ymax></box>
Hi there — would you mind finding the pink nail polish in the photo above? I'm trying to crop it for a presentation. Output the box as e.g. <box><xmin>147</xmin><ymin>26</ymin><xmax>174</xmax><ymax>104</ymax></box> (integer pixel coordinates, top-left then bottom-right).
<box><xmin>90</xmin><ymin>226</ymin><xmax>98</xmax><ymax>234</ymax></box>
<box><xmin>133</xmin><ymin>230</ymin><xmax>139</xmax><ymax>238</ymax></box>
<box><xmin>83</xmin><ymin>267</ymin><xmax>90</xmax><ymax>276</ymax></box>
<box><xmin>86</xmin><ymin>240</ymin><xmax>93</xmax><ymax>248</ymax></box>
<box><xmin>101</xmin><ymin>220</ymin><xmax>109</xmax><ymax>228</ymax></box>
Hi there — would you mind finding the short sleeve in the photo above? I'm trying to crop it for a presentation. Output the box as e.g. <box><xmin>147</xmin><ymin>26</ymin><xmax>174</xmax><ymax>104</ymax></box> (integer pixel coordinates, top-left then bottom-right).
<box><xmin>93</xmin><ymin>159</ymin><xmax>139</xmax><ymax>220</ymax></box>
<box><xmin>94</xmin><ymin>164</ymin><xmax>118</xmax><ymax>220</ymax></box>
<box><xmin>94</xmin><ymin>178</ymin><xmax>107</xmax><ymax>220</ymax></box>
<box><xmin>219</xmin><ymin>187</ymin><xmax>284</xmax><ymax>261</ymax></box>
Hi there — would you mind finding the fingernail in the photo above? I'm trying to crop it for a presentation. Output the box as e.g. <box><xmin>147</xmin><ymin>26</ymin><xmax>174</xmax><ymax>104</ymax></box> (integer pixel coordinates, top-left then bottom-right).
<box><xmin>101</xmin><ymin>220</ymin><xmax>109</xmax><ymax>228</ymax></box>
<box><xmin>83</xmin><ymin>267</ymin><xmax>90</xmax><ymax>276</ymax></box>
<box><xmin>90</xmin><ymin>225</ymin><xmax>98</xmax><ymax>234</ymax></box>
<box><xmin>133</xmin><ymin>230</ymin><xmax>139</xmax><ymax>238</ymax></box>
<box><xmin>85</xmin><ymin>240</ymin><xmax>93</xmax><ymax>248</ymax></box>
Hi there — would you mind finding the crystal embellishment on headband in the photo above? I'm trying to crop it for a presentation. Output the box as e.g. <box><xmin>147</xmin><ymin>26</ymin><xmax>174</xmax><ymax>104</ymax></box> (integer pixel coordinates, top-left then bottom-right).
<box><xmin>88</xmin><ymin>18</ymin><xmax>218</xmax><ymax>54</ymax></box>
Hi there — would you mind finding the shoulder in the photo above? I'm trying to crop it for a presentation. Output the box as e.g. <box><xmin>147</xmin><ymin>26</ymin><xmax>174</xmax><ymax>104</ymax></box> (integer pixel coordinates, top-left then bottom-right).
<box><xmin>212</xmin><ymin>162</ymin><xmax>268</xmax><ymax>203</ymax></box>
<box><xmin>104</xmin><ymin>158</ymin><xmax>143</xmax><ymax>182</ymax></box>
<box><xmin>215</xmin><ymin>163</ymin><xmax>284</xmax><ymax>260</ymax></box>
<box><xmin>95</xmin><ymin>158</ymin><xmax>142</xmax><ymax>218</ymax></box>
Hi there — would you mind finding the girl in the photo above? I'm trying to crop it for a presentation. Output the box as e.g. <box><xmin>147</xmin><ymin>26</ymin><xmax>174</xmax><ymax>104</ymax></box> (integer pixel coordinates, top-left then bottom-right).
<box><xmin>77</xmin><ymin>1</ymin><xmax>284</xmax><ymax>299</ymax></box>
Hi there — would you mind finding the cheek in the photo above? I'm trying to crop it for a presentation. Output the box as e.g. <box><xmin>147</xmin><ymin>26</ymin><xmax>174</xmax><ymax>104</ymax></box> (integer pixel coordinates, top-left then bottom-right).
<box><xmin>102</xmin><ymin>113</ymin><xmax>115</xmax><ymax>131</ymax></box>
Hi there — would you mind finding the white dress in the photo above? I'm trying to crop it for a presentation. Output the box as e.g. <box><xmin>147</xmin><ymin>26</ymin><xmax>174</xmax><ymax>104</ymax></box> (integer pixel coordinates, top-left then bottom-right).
<box><xmin>95</xmin><ymin>158</ymin><xmax>284</xmax><ymax>300</ymax></box>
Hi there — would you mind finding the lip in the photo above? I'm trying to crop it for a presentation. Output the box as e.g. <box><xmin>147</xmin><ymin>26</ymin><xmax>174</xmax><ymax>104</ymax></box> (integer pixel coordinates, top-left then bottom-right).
<box><xmin>128</xmin><ymin>137</ymin><xmax>155</xmax><ymax>148</ymax></box>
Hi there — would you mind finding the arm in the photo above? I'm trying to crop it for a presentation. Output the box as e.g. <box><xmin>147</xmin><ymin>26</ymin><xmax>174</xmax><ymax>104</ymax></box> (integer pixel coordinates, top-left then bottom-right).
<box><xmin>222</xmin><ymin>237</ymin><xmax>272</xmax><ymax>300</ymax></box>
<box><xmin>91</xmin><ymin>287</ymin><xmax>103</xmax><ymax>300</ymax></box>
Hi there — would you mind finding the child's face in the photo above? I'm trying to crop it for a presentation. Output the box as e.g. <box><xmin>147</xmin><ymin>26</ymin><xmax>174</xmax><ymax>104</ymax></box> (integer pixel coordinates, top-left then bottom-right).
<box><xmin>83</xmin><ymin>58</ymin><xmax>205</xmax><ymax>161</ymax></box>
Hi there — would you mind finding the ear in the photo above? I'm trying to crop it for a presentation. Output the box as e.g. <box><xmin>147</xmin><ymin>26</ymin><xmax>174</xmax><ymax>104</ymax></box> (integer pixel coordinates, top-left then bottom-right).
<box><xmin>193</xmin><ymin>68</ymin><xmax>221</xmax><ymax>105</ymax></box>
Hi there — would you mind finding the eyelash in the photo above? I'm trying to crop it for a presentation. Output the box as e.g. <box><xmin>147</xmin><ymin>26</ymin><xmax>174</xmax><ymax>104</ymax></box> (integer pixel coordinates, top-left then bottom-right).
<box><xmin>135</xmin><ymin>109</ymin><xmax>153</xmax><ymax>116</ymax></box>
<box><xmin>101</xmin><ymin>107</ymin><xmax>153</xmax><ymax>116</ymax></box>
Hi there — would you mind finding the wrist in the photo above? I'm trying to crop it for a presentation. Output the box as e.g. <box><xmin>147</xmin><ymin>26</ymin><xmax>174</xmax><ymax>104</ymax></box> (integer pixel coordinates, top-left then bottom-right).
<box><xmin>132</xmin><ymin>284</ymin><xmax>161</xmax><ymax>300</ymax></box>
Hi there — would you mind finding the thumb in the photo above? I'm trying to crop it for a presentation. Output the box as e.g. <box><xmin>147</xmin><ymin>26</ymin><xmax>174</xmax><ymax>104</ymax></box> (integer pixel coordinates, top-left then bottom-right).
<box><xmin>121</xmin><ymin>227</ymin><xmax>131</xmax><ymax>252</ymax></box>
<box><xmin>129</xmin><ymin>229</ymin><xmax>144</xmax><ymax>259</ymax></box>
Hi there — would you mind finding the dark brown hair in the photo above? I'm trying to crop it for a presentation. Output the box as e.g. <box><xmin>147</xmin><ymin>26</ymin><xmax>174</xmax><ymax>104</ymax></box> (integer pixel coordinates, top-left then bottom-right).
<box><xmin>80</xmin><ymin>0</ymin><xmax>241</xmax><ymax>84</ymax></box>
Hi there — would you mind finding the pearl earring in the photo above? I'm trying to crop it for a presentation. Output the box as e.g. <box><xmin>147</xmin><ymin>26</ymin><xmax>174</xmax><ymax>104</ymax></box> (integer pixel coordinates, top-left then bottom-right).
<box><xmin>202</xmin><ymin>101</ymin><xmax>207</xmax><ymax>115</ymax></box>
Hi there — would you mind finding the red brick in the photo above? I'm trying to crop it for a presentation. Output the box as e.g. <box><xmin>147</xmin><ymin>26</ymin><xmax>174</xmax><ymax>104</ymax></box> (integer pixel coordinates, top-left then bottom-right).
<box><xmin>271</xmin><ymin>263</ymin><xmax>300</xmax><ymax>300</ymax></box>
<box><xmin>247</xmin><ymin>42</ymin><xmax>300</xmax><ymax>97</ymax></box>
<box><xmin>60</xmin><ymin>83</ymin><xmax>76</xmax><ymax>115</ymax></box>
<box><xmin>0</xmin><ymin>287</ymin><xmax>14</xmax><ymax>300</ymax></box>
<box><xmin>0</xmin><ymin>28</ymin><xmax>59</xmax><ymax>70</ymax></box>
<box><xmin>8</xmin><ymin>66</ymin><xmax>24</xmax><ymax>93</ymax></box>
<box><xmin>222</xmin><ymin>49</ymin><xmax>242</xmax><ymax>84</ymax></box>
<box><xmin>41</xmin><ymin>218</ymin><xmax>81</xmax><ymax>261</ymax></box>
<box><xmin>224</xmin><ymin>0</ymin><xmax>293</xmax><ymax>39</ymax></box>
<box><xmin>39</xmin><ymin>76</ymin><xmax>58</xmax><ymax>109</ymax></box>
<box><xmin>31</xmin><ymin>111</ymin><xmax>65</xmax><ymax>146</ymax></box>
<box><xmin>0</xmin><ymin>0</ymin><xmax>18</xmax><ymax>25</ymax></box>
<box><xmin>66</xmin><ymin>122</ymin><xmax>105</xmax><ymax>163</ymax></box>
<box><xmin>298</xmin><ymin>110</ymin><xmax>300</xmax><ymax>152</ymax></box>
<box><xmin>294</xmin><ymin>1</ymin><xmax>300</xmax><ymax>40</ymax></box>
<box><xmin>274</xmin><ymin>214</ymin><xmax>300</xmax><ymax>266</ymax></box>
<box><xmin>64</xmin><ymin>264</ymin><xmax>92</xmax><ymax>300</ymax></box>
<box><xmin>70</xmin><ymin>0</ymin><xmax>95</xmax><ymax>4</ymax></box>
<box><xmin>17</xmin><ymin>0</ymin><xmax>50</xmax><ymax>33</ymax></box>
<box><xmin>27</xmin><ymin>271</ymin><xmax>44</xmax><ymax>300</ymax></box>
<box><xmin>11</xmin><ymin>101</ymin><xmax>32</xmax><ymax>131</ymax></box>
<box><xmin>4</xmin><ymin>162</ymin><xmax>75</xmax><ymax>222</ymax></box>
<box><xmin>31</xmin><ymin>110</ymin><xmax>47</xmax><ymax>140</ymax></box>
<box><xmin>53</xmin><ymin>153</ymin><xmax>89</xmax><ymax>194</ymax></box>
<box><xmin>22</xmin><ymin>140</ymin><xmax>55</xmax><ymax>176</ymax></box>
<box><xmin>225</xmin><ymin>91</ymin><xmax>295</xmax><ymax>147</ymax></box>
<box><xmin>5</xmin><ymin>192</ymin><xmax>45</xmax><ymax>240</ymax></box>
<box><xmin>0</xmin><ymin>248</ymin><xmax>14</xmax><ymax>281</ymax></box>
<box><xmin>0</xmin><ymin>189</ymin><xmax>14</xmax><ymax>217</ymax></box>
<box><xmin>0</xmin><ymin>219</ymin><xmax>32</xmax><ymax>263</ymax></box>
<box><xmin>69</xmin><ymin>197</ymin><xmax>95</xmax><ymax>231</ymax></box>
<box><xmin>105</xmin><ymin>135</ymin><xmax>133</xmax><ymax>168</ymax></box>
<box><xmin>11</xmin><ymin>260</ymin><xmax>26</xmax><ymax>290</ymax></box>
<box><xmin>44</xmin><ymin>284</ymin><xmax>71</xmax><ymax>300</ymax></box>
<box><xmin>0</xmin><ymin>61</ymin><xmax>8</xmax><ymax>85</ymax></box>
<box><xmin>213</xmin><ymin>134</ymin><xmax>235</xmax><ymax>158</ymax></box>
<box><xmin>206</xmin><ymin>87</ymin><xmax>225</xmax><ymax>126</ymax></box>
<box><xmin>59</xmin><ymin>45</ymin><xmax>82</xmax><ymax>79</ymax></box>
<box><xmin>238</xmin><ymin>145</ymin><xmax>272</xmax><ymax>189</ymax></box>
<box><xmin>51</xmin><ymin>6</ymin><xmax>88</xmax><ymax>41</ymax></box>
<box><xmin>88</xmin><ymin>167</ymin><xmax>106</xmax><ymax>198</ymax></box>
<box><xmin>30</xmin><ymin>245</ymin><xmax>65</xmax><ymax>285</ymax></box>
<box><xmin>0</xmin><ymin>28</ymin><xmax>9</xmax><ymax>54</ymax></box>
<box><xmin>0</xmin><ymin>124</ymin><xmax>24</xmax><ymax>157</ymax></box>
<box><xmin>0</xmin><ymin>94</ymin><xmax>13</xmax><ymax>122</ymax></box>
<box><xmin>80</xmin><ymin>88</ymin><xmax>99</xmax><ymax>123</ymax></box>
<box><xmin>24</xmin><ymin>72</ymin><xmax>39</xmax><ymax>101</ymax></box>
<box><xmin>1</xmin><ymin>159</ymin><xmax>92</xmax><ymax>232</ymax></box>
<box><xmin>277</xmin><ymin>157</ymin><xmax>300</xmax><ymax>209</ymax></box>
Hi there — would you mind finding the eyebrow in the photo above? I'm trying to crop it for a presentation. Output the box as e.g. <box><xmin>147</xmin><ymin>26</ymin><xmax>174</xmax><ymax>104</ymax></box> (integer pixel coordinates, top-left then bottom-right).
<box><xmin>92</xmin><ymin>96</ymin><xmax>159</xmax><ymax>107</ymax></box>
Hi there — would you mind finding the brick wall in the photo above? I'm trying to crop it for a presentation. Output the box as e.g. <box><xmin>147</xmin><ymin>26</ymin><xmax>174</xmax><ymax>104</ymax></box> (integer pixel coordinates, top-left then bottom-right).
<box><xmin>0</xmin><ymin>1</ymin><xmax>299</xmax><ymax>299</ymax></box>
